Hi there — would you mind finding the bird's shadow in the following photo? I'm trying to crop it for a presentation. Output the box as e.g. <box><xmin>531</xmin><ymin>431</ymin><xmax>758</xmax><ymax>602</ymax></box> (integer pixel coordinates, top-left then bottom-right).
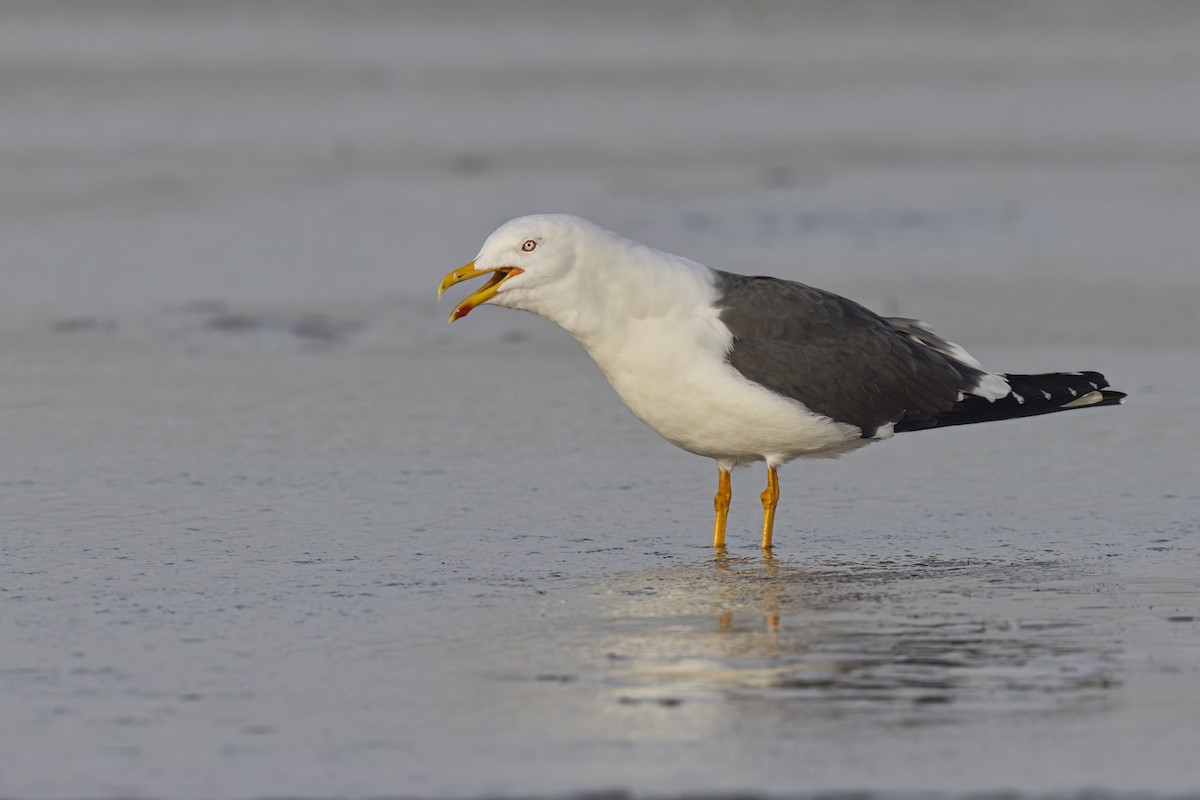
<box><xmin>598</xmin><ymin>551</ymin><xmax>1121</xmax><ymax>721</ymax></box>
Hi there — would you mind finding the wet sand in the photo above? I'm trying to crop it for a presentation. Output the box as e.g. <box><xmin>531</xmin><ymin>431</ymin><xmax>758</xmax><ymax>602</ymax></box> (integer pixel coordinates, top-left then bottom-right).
<box><xmin>2</xmin><ymin>2</ymin><xmax>1199</xmax><ymax>798</ymax></box>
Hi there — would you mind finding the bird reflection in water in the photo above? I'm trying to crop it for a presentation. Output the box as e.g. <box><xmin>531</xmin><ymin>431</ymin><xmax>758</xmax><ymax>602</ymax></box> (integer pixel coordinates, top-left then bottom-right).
<box><xmin>713</xmin><ymin>548</ymin><xmax>782</xmax><ymax>633</ymax></box>
<box><xmin>605</xmin><ymin>557</ymin><xmax>1121</xmax><ymax>717</ymax></box>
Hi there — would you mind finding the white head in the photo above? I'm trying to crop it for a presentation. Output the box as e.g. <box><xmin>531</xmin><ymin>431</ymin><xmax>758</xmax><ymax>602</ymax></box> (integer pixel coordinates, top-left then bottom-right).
<box><xmin>438</xmin><ymin>214</ymin><xmax>619</xmax><ymax>324</ymax></box>
<box><xmin>439</xmin><ymin>213</ymin><xmax>716</xmax><ymax>344</ymax></box>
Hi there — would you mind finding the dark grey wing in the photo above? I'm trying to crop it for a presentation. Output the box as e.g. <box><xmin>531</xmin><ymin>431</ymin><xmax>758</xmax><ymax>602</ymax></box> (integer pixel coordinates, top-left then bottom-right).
<box><xmin>714</xmin><ymin>271</ymin><xmax>976</xmax><ymax>436</ymax></box>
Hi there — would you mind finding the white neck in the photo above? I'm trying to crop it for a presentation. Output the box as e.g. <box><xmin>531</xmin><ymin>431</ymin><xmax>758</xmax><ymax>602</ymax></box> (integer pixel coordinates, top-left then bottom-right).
<box><xmin>539</xmin><ymin>237</ymin><xmax>719</xmax><ymax>355</ymax></box>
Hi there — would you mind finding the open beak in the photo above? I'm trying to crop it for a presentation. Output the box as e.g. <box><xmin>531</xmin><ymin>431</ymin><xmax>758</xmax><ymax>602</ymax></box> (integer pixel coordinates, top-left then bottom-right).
<box><xmin>438</xmin><ymin>261</ymin><xmax>524</xmax><ymax>322</ymax></box>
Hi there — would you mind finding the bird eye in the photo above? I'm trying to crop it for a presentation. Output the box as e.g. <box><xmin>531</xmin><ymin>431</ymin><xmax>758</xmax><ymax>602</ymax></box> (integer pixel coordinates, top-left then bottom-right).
<box><xmin>521</xmin><ymin>239</ymin><xmax>537</xmax><ymax>252</ymax></box>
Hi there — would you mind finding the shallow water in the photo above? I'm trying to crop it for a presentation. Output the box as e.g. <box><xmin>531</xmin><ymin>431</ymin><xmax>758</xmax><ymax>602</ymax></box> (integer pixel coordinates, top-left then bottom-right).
<box><xmin>2</xmin><ymin>2</ymin><xmax>1200</xmax><ymax>798</ymax></box>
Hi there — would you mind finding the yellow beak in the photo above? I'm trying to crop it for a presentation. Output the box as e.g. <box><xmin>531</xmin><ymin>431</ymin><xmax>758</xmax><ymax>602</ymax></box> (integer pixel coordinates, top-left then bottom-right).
<box><xmin>438</xmin><ymin>261</ymin><xmax>524</xmax><ymax>322</ymax></box>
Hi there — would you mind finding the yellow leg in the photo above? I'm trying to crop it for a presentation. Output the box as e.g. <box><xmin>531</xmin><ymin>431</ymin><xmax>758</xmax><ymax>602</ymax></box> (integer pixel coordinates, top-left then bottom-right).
<box><xmin>760</xmin><ymin>466</ymin><xmax>779</xmax><ymax>550</ymax></box>
<box><xmin>712</xmin><ymin>469</ymin><xmax>732</xmax><ymax>548</ymax></box>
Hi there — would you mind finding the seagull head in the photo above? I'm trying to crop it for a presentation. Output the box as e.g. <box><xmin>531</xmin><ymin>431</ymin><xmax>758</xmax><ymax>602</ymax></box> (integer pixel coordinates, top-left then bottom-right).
<box><xmin>437</xmin><ymin>214</ymin><xmax>583</xmax><ymax>322</ymax></box>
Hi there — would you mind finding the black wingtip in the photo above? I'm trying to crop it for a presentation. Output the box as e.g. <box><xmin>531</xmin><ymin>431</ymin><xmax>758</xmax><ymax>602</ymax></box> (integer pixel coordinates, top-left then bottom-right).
<box><xmin>896</xmin><ymin>372</ymin><xmax>1126</xmax><ymax>433</ymax></box>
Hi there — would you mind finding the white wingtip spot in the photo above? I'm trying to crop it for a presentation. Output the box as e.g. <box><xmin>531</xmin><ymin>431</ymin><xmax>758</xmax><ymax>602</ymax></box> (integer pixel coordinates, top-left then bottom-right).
<box><xmin>1062</xmin><ymin>390</ymin><xmax>1105</xmax><ymax>409</ymax></box>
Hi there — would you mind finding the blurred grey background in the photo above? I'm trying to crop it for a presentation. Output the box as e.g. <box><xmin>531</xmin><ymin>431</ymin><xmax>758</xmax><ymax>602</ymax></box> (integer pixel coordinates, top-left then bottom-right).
<box><xmin>3</xmin><ymin>0</ymin><xmax>1198</xmax><ymax>341</ymax></box>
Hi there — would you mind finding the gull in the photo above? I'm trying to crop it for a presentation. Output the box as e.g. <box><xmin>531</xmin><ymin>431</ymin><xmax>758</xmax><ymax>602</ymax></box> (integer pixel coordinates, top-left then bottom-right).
<box><xmin>438</xmin><ymin>214</ymin><xmax>1125</xmax><ymax>549</ymax></box>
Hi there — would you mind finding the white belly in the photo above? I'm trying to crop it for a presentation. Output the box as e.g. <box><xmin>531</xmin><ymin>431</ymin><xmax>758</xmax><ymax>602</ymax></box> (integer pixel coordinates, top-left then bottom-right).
<box><xmin>583</xmin><ymin>316</ymin><xmax>864</xmax><ymax>466</ymax></box>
